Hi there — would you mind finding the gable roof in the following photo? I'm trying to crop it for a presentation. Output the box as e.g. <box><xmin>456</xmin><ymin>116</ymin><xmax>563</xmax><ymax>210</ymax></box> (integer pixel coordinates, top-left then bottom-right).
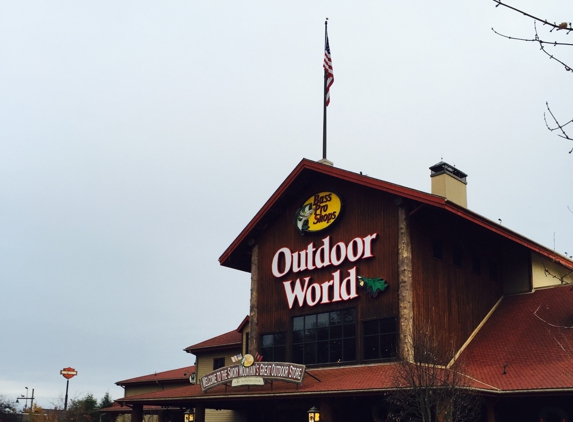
<box><xmin>219</xmin><ymin>158</ymin><xmax>572</xmax><ymax>273</ymax></box>
<box><xmin>184</xmin><ymin>329</ymin><xmax>242</xmax><ymax>354</ymax></box>
<box><xmin>116</xmin><ymin>365</ymin><xmax>195</xmax><ymax>386</ymax></box>
<box><xmin>461</xmin><ymin>284</ymin><xmax>573</xmax><ymax>393</ymax></box>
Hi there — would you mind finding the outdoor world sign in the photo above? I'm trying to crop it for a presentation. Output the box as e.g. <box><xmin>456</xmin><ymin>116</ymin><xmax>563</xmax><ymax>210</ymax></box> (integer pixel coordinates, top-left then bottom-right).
<box><xmin>272</xmin><ymin>233</ymin><xmax>379</xmax><ymax>309</ymax></box>
<box><xmin>200</xmin><ymin>360</ymin><xmax>306</xmax><ymax>392</ymax></box>
<box><xmin>271</xmin><ymin>190</ymin><xmax>389</xmax><ymax>309</ymax></box>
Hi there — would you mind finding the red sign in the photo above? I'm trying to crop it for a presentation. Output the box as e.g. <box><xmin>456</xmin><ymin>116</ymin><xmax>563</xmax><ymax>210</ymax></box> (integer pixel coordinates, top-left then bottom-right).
<box><xmin>60</xmin><ymin>367</ymin><xmax>78</xmax><ymax>379</ymax></box>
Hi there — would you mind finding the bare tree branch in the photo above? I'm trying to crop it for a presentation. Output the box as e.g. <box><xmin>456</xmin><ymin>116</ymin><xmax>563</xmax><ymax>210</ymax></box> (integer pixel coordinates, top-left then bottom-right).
<box><xmin>493</xmin><ymin>0</ymin><xmax>573</xmax><ymax>33</ymax></box>
<box><xmin>491</xmin><ymin>22</ymin><xmax>573</xmax><ymax>72</ymax></box>
<box><xmin>491</xmin><ymin>27</ymin><xmax>573</xmax><ymax>47</ymax></box>
<box><xmin>493</xmin><ymin>0</ymin><xmax>573</xmax><ymax>153</ymax></box>
<box><xmin>542</xmin><ymin>261</ymin><xmax>573</xmax><ymax>284</ymax></box>
<box><xmin>534</xmin><ymin>305</ymin><xmax>573</xmax><ymax>328</ymax></box>
<box><xmin>386</xmin><ymin>333</ymin><xmax>482</xmax><ymax>422</ymax></box>
<box><xmin>544</xmin><ymin>102</ymin><xmax>573</xmax><ymax>153</ymax></box>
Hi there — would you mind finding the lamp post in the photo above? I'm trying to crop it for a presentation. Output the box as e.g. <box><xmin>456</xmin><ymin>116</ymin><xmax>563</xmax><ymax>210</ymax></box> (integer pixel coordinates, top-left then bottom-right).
<box><xmin>183</xmin><ymin>409</ymin><xmax>195</xmax><ymax>422</ymax></box>
<box><xmin>16</xmin><ymin>388</ymin><xmax>34</xmax><ymax>413</ymax></box>
<box><xmin>307</xmin><ymin>406</ymin><xmax>320</xmax><ymax>422</ymax></box>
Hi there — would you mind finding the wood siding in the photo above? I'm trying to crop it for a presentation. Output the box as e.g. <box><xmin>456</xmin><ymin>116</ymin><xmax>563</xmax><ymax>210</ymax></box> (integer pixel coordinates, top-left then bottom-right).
<box><xmin>254</xmin><ymin>175</ymin><xmax>400</xmax><ymax>363</ymax></box>
<box><xmin>409</xmin><ymin>207</ymin><xmax>527</xmax><ymax>362</ymax></box>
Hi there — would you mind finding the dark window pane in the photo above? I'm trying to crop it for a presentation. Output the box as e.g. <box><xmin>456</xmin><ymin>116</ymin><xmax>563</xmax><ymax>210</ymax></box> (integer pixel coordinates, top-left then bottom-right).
<box><xmin>364</xmin><ymin>335</ymin><xmax>379</xmax><ymax>360</ymax></box>
<box><xmin>379</xmin><ymin>318</ymin><xmax>396</xmax><ymax>334</ymax></box>
<box><xmin>292</xmin><ymin>330</ymin><xmax>304</xmax><ymax>344</ymax></box>
<box><xmin>363</xmin><ymin>318</ymin><xmax>397</xmax><ymax>361</ymax></box>
<box><xmin>213</xmin><ymin>357</ymin><xmax>225</xmax><ymax>370</ymax></box>
<box><xmin>343</xmin><ymin>323</ymin><xmax>356</xmax><ymax>337</ymax></box>
<box><xmin>292</xmin><ymin>309</ymin><xmax>356</xmax><ymax>365</ymax></box>
<box><xmin>274</xmin><ymin>346</ymin><xmax>286</xmax><ymax>362</ymax></box>
<box><xmin>304</xmin><ymin>328</ymin><xmax>317</xmax><ymax>342</ymax></box>
<box><xmin>380</xmin><ymin>334</ymin><xmax>396</xmax><ymax>359</ymax></box>
<box><xmin>363</xmin><ymin>320</ymin><xmax>379</xmax><ymax>335</ymax></box>
<box><xmin>292</xmin><ymin>344</ymin><xmax>303</xmax><ymax>363</ymax></box>
<box><xmin>293</xmin><ymin>317</ymin><xmax>304</xmax><ymax>331</ymax></box>
<box><xmin>330</xmin><ymin>339</ymin><xmax>342</xmax><ymax>362</ymax></box>
<box><xmin>343</xmin><ymin>338</ymin><xmax>356</xmax><ymax>361</ymax></box>
<box><xmin>275</xmin><ymin>332</ymin><xmax>286</xmax><ymax>345</ymax></box>
<box><xmin>304</xmin><ymin>342</ymin><xmax>317</xmax><ymax>364</ymax></box>
<box><xmin>343</xmin><ymin>308</ymin><xmax>356</xmax><ymax>323</ymax></box>
<box><xmin>330</xmin><ymin>324</ymin><xmax>343</xmax><ymax>339</ymax></box>
<box><xmin>305</xmin><ymin>314</ymin><xmax>317</xmax><ymax>329</ymax></box>
<box><xmin>317</xmin><ymin>326</ymin><xmax>329</xmax><ymax>341</ymax></box>
<box><xmin>262</xmin><ymin>335</ymin><xmax>274</xmax><ymax>348</ymax></box>
<box><xmin>330</xmin><ymin>310</ymin><xmax>342</xmax><ymax>325</ymax></box>
<box><xmin>317</xmin><ymin>341</ymin><xmax>329</xmax><ymax>364</ymax></box>
<box><xmin>317</xmin><ymin>313</ymin><xmax>329</xmax><ymax>327</ymax></box>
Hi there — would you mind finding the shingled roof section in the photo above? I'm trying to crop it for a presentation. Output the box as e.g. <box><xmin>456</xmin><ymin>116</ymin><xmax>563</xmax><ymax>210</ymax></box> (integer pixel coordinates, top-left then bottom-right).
<box><xmin>116</xmin><ymin>362</ymin><xmax>497</xmax><ymax>407</ymax></box>
<box><xmin>184</xmin><ymin>329</ymin><xmax>242</xmax><ymax>354</ymax></box>
<box><xmin>461</xmin><ymin>284</ymin><xmax>573</xmax><ymax>393</ymax></box>
<box><xmin>116</xmin><ymin>365</ymin><xmax>195</xmax><ymax>386</ymax></box>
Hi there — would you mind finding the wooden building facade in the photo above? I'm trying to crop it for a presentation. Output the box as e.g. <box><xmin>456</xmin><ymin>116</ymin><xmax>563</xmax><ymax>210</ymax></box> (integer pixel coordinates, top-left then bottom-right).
<box><xmin>111</xmin><ymin>159</ymin><xmax>573</xmax><ymax>422</ymax></box>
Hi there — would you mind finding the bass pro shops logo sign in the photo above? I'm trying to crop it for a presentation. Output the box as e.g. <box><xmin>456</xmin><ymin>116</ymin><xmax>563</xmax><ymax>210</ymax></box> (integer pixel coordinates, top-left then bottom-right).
<box><xmin>295</xmin><ymin>192</ymin><xmax>342</xmax><ymax>234</ymax></box>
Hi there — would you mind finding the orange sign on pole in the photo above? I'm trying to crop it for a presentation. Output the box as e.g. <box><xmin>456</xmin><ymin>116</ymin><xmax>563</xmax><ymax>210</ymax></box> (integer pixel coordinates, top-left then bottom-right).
<box><xmin>60</xmin><ymin>367</ymin><xmax>78</xmax><ymax>380</ymax></box>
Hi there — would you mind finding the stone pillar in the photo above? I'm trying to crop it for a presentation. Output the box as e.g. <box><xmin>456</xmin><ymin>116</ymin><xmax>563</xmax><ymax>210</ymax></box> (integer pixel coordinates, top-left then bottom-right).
<box><xmin>194</xmin><ymin>405</ymin><xmax>205</xmax><ymax>422</ymax></box>
<box><xmin>249</xmin><ymin>244</ymin><xmax>259</xmax><ymax>354</ymax></box>
<box><xmin>397</xmin><ymin>198</ymin><xmax>414</xmax><ymax>362</ymax></box>
<box><xmin>131</xmin><ymin>405</ymin><xmax>143</xmax><ymax>422</ymax></box>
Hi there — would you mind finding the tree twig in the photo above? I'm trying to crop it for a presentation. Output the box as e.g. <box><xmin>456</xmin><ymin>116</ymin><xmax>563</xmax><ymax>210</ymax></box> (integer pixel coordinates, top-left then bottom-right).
<box><xmin>544</xmin><ymin>102</ymin><xmax>573</xmax><ymax>153</ymax></box>
<box><xmin>493</xmin><ymin>0</ymin><xmax>573</xmax><ymax>33</ymax></box>
<box><xmin>534</xmin><ymin>305</ymin><xmax>573</xmax><ymax>329</ymax></box>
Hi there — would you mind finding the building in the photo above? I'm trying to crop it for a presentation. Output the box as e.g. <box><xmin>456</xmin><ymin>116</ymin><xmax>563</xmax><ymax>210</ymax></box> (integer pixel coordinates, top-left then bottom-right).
<box><xmin>107</xmin><ymin>158</ymin><xmax>573</xmax><ymax>422</ymax></box>
<box><xmin>101</xmin><ymin>366</ymin><xmax>196</xmax><ymax>422</ymax></box>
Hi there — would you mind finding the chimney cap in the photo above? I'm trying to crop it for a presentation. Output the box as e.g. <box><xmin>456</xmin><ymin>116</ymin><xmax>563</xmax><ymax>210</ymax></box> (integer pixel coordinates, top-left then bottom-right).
<box><xmin>429</xmin><ymin>161</ymin><xmax>467</xmax><ymax>184</ymax></box>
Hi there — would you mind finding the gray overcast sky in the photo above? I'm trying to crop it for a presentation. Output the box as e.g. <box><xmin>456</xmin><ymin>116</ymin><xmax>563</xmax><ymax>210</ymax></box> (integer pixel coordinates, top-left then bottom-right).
<box><xmin>1</xmin><ymin>0</ymin><xmax>571</xmax><ymax>408</ymax></box>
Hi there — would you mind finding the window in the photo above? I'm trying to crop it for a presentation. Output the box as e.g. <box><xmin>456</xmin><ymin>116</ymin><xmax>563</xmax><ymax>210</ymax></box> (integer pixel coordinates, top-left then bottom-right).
<box><xmin>363</xmin><ymin>317</ymin><xmax>397</xmax><ymax>361</ymax></box>
<box><xmin>292</xmin><ymin>309</ymin><xmax>356</xmax><ymax>365</ymax></box>
<box><xmin>260</xmin><ymin>332</ymin><xmax>286</xmax><ymax>362</ymax></box>
<box><xmin>432</xmin><ymin>239</ymin><xmax>444</xmax><ymax>260</ymax></box>
<box><xmin>213</xmin><ymin>357</ymin><xmax>225</xmax><ymax>370</ymax></box>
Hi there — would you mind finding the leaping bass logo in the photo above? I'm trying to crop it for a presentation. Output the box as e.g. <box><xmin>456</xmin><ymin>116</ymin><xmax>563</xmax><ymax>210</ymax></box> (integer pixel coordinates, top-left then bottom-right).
<box><xmin>295</xmin><ymin>192</ymin><xmax>342</xmax><ymax>234</ymax></box>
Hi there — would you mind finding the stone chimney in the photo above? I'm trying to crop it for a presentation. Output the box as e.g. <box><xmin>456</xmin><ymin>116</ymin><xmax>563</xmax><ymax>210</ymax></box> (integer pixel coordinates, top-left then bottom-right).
<box><xmin>429</xmin><ymin>161</ymin><xmax>468</xmax><ymax>208</ymax></box>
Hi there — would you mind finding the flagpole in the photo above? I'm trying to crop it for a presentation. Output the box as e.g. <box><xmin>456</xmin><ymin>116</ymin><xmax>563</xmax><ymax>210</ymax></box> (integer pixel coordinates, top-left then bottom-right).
<box><xmin>322</xmin><ymin>19</ymin><xmax>328</xmax><ymax>160</ymax></box>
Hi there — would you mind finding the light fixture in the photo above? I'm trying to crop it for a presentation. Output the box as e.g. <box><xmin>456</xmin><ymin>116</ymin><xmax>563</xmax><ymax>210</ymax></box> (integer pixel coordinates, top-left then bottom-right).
<box><xmin>184</xmin><ymin>409</ymin><xmax>195</xmax><ymax>422</ymax></box>
<box><xmin>307</xmin><ymin>406</ymin><xmax>320</xmax><ymax>422</ymax></box>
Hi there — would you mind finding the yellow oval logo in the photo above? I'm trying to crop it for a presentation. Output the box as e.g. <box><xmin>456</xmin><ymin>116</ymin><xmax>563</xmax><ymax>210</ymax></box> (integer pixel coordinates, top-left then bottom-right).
<box><xmin>295</xmin><ymin>192</ymin><xmax>342</xmax><ymax>234</ymax></box>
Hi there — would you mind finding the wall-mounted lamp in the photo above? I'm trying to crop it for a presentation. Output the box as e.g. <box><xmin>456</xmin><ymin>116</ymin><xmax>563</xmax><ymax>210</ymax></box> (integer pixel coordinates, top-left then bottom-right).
<box><xmin>307</xmin><ymin>406</ymin><xmax>320</xmax><ymax>422</ymax></box>
<box><xmin>184</xmin><ymin>408</ymin><xmax>195</xmax><ymax>422</ymax></box>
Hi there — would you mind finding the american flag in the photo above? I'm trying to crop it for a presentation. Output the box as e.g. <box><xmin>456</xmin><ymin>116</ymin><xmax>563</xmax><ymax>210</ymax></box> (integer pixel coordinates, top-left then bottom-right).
<box><xmin>323</xmin><ymin>33</ymin><xmax>334</xmax><ymax>106</ymax></box>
